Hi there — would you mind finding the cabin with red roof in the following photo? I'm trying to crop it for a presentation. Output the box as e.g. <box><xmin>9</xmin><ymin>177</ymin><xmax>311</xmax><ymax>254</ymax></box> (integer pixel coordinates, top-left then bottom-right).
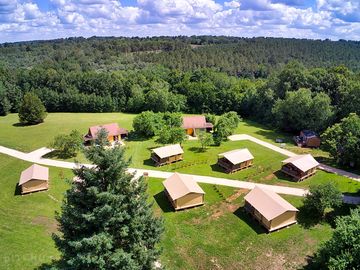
<box><xmin>182</xmin><ymin>116</ymin><xmax>213</xmax><ymax>136</ymax></box>
<box><xmin>84</xmin><ymin>123</ymin><xmax>128</xmax><ymax>143</ymax></box>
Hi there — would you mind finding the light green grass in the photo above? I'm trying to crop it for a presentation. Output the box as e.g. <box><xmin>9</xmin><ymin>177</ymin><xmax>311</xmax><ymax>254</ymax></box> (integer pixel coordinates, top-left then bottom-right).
<box><xmin>0</xmin><ymin>153</ymin><xmax>333</xmax><ymax>270</ymax></box>
<box><xmin>0</xmin><ymin>113</ymin><xmax>136</xmax><ymax>152</ymax></box>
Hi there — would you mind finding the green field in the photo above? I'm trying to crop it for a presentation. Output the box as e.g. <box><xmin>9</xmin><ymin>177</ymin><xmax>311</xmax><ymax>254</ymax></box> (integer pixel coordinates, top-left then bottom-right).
<box><xmin>0</xmin><ymin>113</ymin><xmax>359</xmax><ymax>195</ymax></box>
<box><xmin>0</xmin><ymin>153</ymin><xmax>335</xmax><ymax>270</ymax></box>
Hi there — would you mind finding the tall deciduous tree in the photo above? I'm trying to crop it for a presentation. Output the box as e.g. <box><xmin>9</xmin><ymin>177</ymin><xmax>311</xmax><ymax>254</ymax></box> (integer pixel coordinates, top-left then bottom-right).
<box><xmin>303</xmin><ymin>182</ymin><xmax>343</xmax><ymax>218</ymax></box>
<box><xmin>198</xmin><ymin>131</ymin><xmax>214</xmax><ymax>149</ymax></box>
<box><xmin>214</xmin><ymin>111</ymin><xmax>241</xmax><ymax>145</ymax></box>
<box><xmin>315</xmin><ymin>208</ymin><xmax>360</xmax><ymax>269</ymax></box>
<box><xmin>18</xmin><ymin>92</ymin><xmax>47</xmax><ymax>124</ymax></box>
<box><xmin>321</xmin><ymin>113</ymin><xmax>360</xmax><ymax>168</ymax></box>
<box><xmin>54</xmin><ymin>129</ymin><xmax>163</xmax><ymax>269</ymax></box>
<box><xmin>50</xmin><ymin>130</ymin><xmax>83</xmax><ymax>158</ymax></box>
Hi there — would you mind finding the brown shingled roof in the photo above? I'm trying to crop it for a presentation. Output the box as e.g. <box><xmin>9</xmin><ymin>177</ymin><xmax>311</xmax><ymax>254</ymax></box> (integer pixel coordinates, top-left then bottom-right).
<box><xmin>182</xmin><ymin>116</ymin><xmax>213</xmax><ymax>129</ymax></box>
<box><xmin>87</xmin><ymin>123</ymin><xmax>128</xmax><ymax>139</ymax></box>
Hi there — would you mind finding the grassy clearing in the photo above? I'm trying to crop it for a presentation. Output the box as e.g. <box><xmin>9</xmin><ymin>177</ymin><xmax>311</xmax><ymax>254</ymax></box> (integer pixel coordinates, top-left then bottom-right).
<box><xmin>1</xmin><ymin>113</ymin><xmax>359</xmax><ymax>195</ymax></box>
<box><xmin>0</xmin><ymin>153</ymin><xmax>334</xmax><ymax>270</ymax></box>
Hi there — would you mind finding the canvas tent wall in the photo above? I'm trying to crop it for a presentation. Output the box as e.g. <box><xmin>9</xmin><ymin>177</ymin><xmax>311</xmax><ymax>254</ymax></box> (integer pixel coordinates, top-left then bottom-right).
<box><xmin>19</xmin><ymin>164</ymin><xmax>49</xmax><ymax>194</ymax></box>
<box><xmin>151</xmin><ymin>144</ymin><xmax>184</xmax><ymax>166</ymax></box>
<box><xmin>281</xmin><ymin>154</ymin><xmax>319</xmax><ymax>181</ymax></box>
<box><xmin>163</xmin><ymin>173</ymin><xmax>205</xmax><ymax>210</ymax></box>
<box><xmin>244</xmin><ymin>186</ymin><xmax>298</xmax><ymax>232</ymax></box>
<box><xmin>217</xmin><ymin>149</ymin><xmax>254</xmax><ymax>173</ymax></box>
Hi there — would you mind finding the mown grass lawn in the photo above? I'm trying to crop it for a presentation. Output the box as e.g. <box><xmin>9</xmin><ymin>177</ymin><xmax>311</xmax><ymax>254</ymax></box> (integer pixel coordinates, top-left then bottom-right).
<box><xmin>1</xmin><ymin>113</ymin><xmax>359</xmax><ymax>195</ymax></box>
<box><xmin>0</xmin><ymin>153</ymin><xmax>335</xmax><ymax>270</ymax></box>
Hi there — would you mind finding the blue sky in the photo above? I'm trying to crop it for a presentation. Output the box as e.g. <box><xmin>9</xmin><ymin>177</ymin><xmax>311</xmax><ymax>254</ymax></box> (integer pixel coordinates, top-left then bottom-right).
<box><xmin>0</xmin><ymin>0</ymin><xmax>359</xmax><ymax>42</ymax></box>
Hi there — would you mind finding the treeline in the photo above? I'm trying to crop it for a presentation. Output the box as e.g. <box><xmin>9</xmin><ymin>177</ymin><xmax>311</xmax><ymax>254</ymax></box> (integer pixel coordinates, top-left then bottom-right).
<box><xmin>2</xmin><ymin>36</ymin><xmax>360</xmax><ymax>75</ymax></box>
<box><xmin>1</xmin><ymin>60</ymin><xmax>360</xmax><ymax>134</ymax></box>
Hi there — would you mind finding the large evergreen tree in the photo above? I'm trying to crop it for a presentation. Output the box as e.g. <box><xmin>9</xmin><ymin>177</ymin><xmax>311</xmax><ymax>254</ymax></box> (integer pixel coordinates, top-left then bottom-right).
<box><xmin>54</xmin><ymin>129</ymin><xmax>163</xmax><ymax>269</ymax></box>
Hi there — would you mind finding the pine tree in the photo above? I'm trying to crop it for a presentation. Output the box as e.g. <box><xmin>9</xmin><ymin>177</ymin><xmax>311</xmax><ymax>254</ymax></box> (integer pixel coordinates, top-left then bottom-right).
<box><xmin>54</xmin><ymin>129</ymin><xmax>164</xmax><ymax>269</ymax></box>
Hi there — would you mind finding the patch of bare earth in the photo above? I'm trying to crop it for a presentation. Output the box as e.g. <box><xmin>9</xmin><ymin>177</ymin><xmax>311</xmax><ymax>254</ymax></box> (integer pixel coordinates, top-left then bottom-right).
<box><xmin>32</xmin><ymin>216</ymin><xmax>58</xmax><ymax>234</ymax></box>
<box><xmin>252</xmin><ymin>249</ymin><xmax>287</xmax><ymax>270</ymax></box>
<box><xmin>210</xmin><ymin>189</ymin><xmax>247</xmax><ymax>220</ymax></box>
<box><xmin>265</xmin><ymin>173</ymin><xmax>276</xmax><ymax>181</ymax></box>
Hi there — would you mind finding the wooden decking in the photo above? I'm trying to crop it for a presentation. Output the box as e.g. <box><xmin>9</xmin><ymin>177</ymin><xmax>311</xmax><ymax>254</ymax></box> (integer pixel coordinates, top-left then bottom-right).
<box><xmin>151</xmin><ymin>154</ymin><xmax>183</xmax><ymax>167</ymax></box>
<box><xmin>218</xmin><ymin>159</ymin><xmax>252</xmax><ymax>174</ymax></box>
<box><xmin>281</xmin><ymin>167</ymin><xmax>317</xmax><ymax>181</ymax></box>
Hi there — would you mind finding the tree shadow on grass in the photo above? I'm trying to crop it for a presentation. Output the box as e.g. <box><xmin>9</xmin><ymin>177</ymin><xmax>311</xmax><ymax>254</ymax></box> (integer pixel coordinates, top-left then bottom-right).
<box><xmin>188</xmin><ymin>147</ymin><xmax>206</xmax><ymax>153</ymax></box>
<box><xmin>296</xmin><ymin>205</ymin><xmax>322</xmax><ymax>229</ymax></box>
<box><xmin>153</xmin><ymin>191</ymin><xmax>173</xmax><ymax>213</ymax></box>
<box><xmin>12</xmin><ymin>122</ymin><xmax>42</xmax><ymax>127</ymax></box>
<box><xmin>233</xmin><ymin>207</ymin><xmax>266</xmax><ymax>234</ymax></box>
<box><xmin>36</xmin><ymin>260</ymin><xmax>62</xmax><ymax>270</ymax></box>
<box><xmin>143</xmin><ymin>158</ymin><xmax>155</xmax><ymax>167</ymax></box>
<box><xmin>42</xmin><ymin>150</ymin><xmax>75</xmax><ymax>160</ymax></box>
<box><xmin>126</xmin><ymin>131</ymin><xmax>151</xmax><ymax>142</ymax></box>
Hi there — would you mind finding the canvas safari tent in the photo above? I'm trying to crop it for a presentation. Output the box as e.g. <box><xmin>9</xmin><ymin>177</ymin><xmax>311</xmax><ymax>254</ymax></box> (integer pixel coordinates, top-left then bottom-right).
<box><xmin>244</xmin><ymin>186</ymin><xmax>298</xmax><ymax>232</ymax></box>
<box><xmin>151</xmin><ymin>144</ymin><xmax>184</xmax><ymax>166</ymax></box>
<box><xmin>182</xmin><ymin>116</ymin><xmax>213</xmax><ymax>136</ymax></box>
<box><xmin>281</xmin><ymin>154</ymin><xmax>319</xmax><ymax>181</ymax></box>
<box><xmin>84</xmin><ymin>123</ymin><xmax>128</xmax><ymax>143</ymax></box>
<box><xmin>19</xmin><ymin>164</ymin><xmax>49</xmax><ymax>194</ymax></box>
<box><xmin>217</xmin><ymin>148</ymin><xmax>254</xmax><ymax>173</ymax></box>
<box><xmin>163</xmin><ymin>173</ymin><xmax>205</xmax><ymax>210</ymax></box>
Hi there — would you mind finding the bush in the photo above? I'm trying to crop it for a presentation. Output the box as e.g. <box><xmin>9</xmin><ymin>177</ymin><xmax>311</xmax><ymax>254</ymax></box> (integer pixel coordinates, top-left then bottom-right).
<box><xmin>132</xmin><ymin>111</ymin><xmax>164</xmax><ymax>137</ymax></box>
<box><xmin>18</xmin><ymin>92</ymin><xmax>47</xmax><ymax>125</ymax></box>
<box><xmin>50</xmin><ymin>130</ymin><xmax>83</xmax><ymax>158</ymax></box>
<box><xmin>157</xmin><ymin>127</ymin><xmax>186</xmax><ymax>145</ymax></box>
<box><xmin>303</xmin><ymin>182</ymin><xmax>343</xmax><ymax>218</ymax></box>
<box><xmin>198</xmin><ymin>131</ymin><xmax>214</xmax><ymax>149</ymax></box>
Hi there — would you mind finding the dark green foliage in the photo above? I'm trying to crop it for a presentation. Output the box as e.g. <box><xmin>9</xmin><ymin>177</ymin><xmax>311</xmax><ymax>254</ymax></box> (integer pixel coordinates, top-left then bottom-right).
<box><xmin>133</xmin><ymin>111</ymin><xmax>182</xmax><ymax>138</ymax></box>
<box><xmin>303</xmin><ymin>183</ymin><xmax>343</xmax><ymax>218</ymax></box>
<box><xmin>272</xmin><ymin>88</ymin><xmax>334</xmax><ymax>132</ymax></box>
<box><xmin>53</xmin><ymin>129</ymin><xmax>163</xmax><ymax>269</ymax></box>
<box><xmin>321</xmin><ymin>113</ymin><xmax>360</xmax><ymax>168</ymax></box>
<box><xmin>18</xmin><ymin>92</ymin><xmax>47</xmax><ymax>125</ymax></box>
<box><xmin>204</xmin><ymin>113</ymin><xmax>216</xmax><ymax>125</ymax></box>
<box><xmin>50</xmin><ymin>130</ymin><xmax>83</xmax><ymax>158</ymax></box>
<box><xmin>157</xmin><ymin>127</ymin><xmax>186</xmax><ymax>145</ymax></box>
<box><xmin>132</xmin><ymin>111</ymin><xmax>165</xmax><ymax>137</ymax></box>
<box><xmin>314</xmin><ymin>208</ymin><xmax>360</xmax><ymax>270</ymax></box>
<box><xmin>0</xmin><ymin>83</ymin><xmax>11</xmax><ymax>116</ymax></box>
<box><xmin>213</xmin><ymin>111</ymin><xmax>241</xmax><ymax>145</ymax></box>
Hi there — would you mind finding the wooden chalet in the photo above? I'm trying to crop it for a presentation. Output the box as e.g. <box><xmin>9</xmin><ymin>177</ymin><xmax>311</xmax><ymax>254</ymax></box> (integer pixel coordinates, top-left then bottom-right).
<box><xmin>294</xmin><ymin>130</ymin><xmax>321</xmax><ymax>148</ymax></box>
<box><xmin>163</xmin><ymin>173</ymin><xmax>205</xmax><ymax>210</ymax></box>
<box><xmin>244</xmin><ymin>186</ymin><xmax>299</xmax><ymax>232</ymax></box>
<box><xmin>84</xmin><ymin>123</ymin><xmax>128</xmax><ymax>144</ymax></box>
<box><xmin>151</xmin><ymin>144</ymin><xmax>184</xmax><ymax>166</ymax></box>
<box><xmin>217</xmin><ymin>149</ymin><xmax>254</xmax><ymax>173</ymax></box>
<box><xmin>19</xmin><ymin>164</ymin><xmax>49</xmax><ymax>194</ymax></box>
<box><xmin>182</xmin><ymin>116</ymin><xmax>213</xmax><ymax>136</ymax></box>
<box><xmin>281</xmin><ymin>154</ymin><xmax>319</xmax><ymax>181</ymax></box>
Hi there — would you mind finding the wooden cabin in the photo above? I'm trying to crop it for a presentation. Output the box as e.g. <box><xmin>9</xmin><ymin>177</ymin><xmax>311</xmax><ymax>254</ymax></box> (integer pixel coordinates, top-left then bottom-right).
<box><xmin>19</xmin><ymin>164</ymin><xmax>49</xmax><ymax>194</ymax></box>
<box><xmin>281</xmin><ymin>154</ymin><xmax>319</xmax><ymax>181</ymax></box>
<box><xmin>84</xmin><ymin>123</ymin><xmax>128</xmax><ymax>144</ymax></box>
<box><xmin>182</xmin><ymin>116</ymin><xmax>213</xmax><ymax>136</ymax></box>
<box><xmin>244</xmin><ymin>186</ymin><xmax>299</xmax><ymax>232</ymax></box>
<box><xmin>151</xmin><ymin>144</ymin><xmax>184</xmax><ymax>166</ymax></box>
<box><xmin>163</xmin><ymin>173</ymin><xmax>205</xmax><ymax>210</ymax></box>
<box><xmin>217</xmin><ymin>149</ymin><xmax>254</xmax><ymax>173</ymax></box>
<box><xmin>294</xmin><ymin>130</ymin><xmax>321</xmax><ymax>148</ymax></box>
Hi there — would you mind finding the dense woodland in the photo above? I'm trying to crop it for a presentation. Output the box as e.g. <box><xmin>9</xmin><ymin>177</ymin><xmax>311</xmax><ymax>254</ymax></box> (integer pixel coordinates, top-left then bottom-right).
<box><xmin>1</xmin><ymin>36</ymin><xmax>360</xmax><ymax>135</ymax></box>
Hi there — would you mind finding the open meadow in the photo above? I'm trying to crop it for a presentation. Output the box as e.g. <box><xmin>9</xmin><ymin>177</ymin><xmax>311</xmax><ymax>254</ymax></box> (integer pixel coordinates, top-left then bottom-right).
<box><xmin>0</xmin><ymin>153</ymin><xmax>338</xmax><ymax>270</ymax></box>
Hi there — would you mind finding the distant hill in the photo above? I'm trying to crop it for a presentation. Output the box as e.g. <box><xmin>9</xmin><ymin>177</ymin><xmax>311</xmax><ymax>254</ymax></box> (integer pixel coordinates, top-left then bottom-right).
<box><xmin>1</xmin><ymin>36</ymin><xmax>360</xmax><ymax>77</ymax></box>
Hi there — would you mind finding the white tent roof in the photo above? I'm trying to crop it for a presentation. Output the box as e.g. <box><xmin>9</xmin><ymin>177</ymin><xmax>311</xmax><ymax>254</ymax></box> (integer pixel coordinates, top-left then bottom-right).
<box><xmin>152</xmin><ymin>144</ymin><xmax>184</xmax><ymax>159</ymax></box>
<box><xmin>19</xmin><ymin>164</ymin><xmax>49</xmax><ymax>185</ymax></box>
<box><xmin>245</xmin><ymin>186</ymin><xmax>298</xmax><ymax>221</ymax></box>
<box><xmin>219</xmin><ymin>149</ymin><xmax>254</xmax><ymax>165</ymax></box>
<box><xmin>163</xmin><ymin>173</ymin><xmax>205</xmax><ymax>200</ymax></box>
<box><xmin>282</xmin><ymin>154</ymin><xmax>319</xmax><ymax>172</ymax></box>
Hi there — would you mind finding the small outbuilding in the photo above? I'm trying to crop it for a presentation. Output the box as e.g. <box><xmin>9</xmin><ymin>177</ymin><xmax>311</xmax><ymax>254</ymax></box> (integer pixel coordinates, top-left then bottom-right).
<box><xmin>84</xmin><ymin>123</ymin><xmax>128</xmax><ymax>143</ymax></box>
<box><xmin>294</xmin><ymin>130</ymin><xmax>321</xmax><ymax>148</ymax></box>
<box><xmin>182</xmin><ymin>116</ymin><xmax>213</xmax><ymax>136</ymax></box>
<box><xmin>163</xmin><ymin>173</ymin><xmax>205</xmax><ymax>210</ymax></box>
<box><xmin>244</xmin><ymin>186</ymin><xmax>299</xmax><ymax>232</ymax></box>
<box><xmin>151</xmin><ymin>144</ymin><xmax>184</xmax><ymax>166</ymax></box>
<box><xmin>281</xmin><ymin>154</ymin><xmax>319</xmax><ymax>181</ymax></box>
<box><xmin>217</xmin><ymin>149</ymin><xmax>254</xmax><ymax>173</ymax></box>
<box><xmin>19</xmin><ymin>164</ymin><xmax>49</xmax><ymax>194</ymax></box>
